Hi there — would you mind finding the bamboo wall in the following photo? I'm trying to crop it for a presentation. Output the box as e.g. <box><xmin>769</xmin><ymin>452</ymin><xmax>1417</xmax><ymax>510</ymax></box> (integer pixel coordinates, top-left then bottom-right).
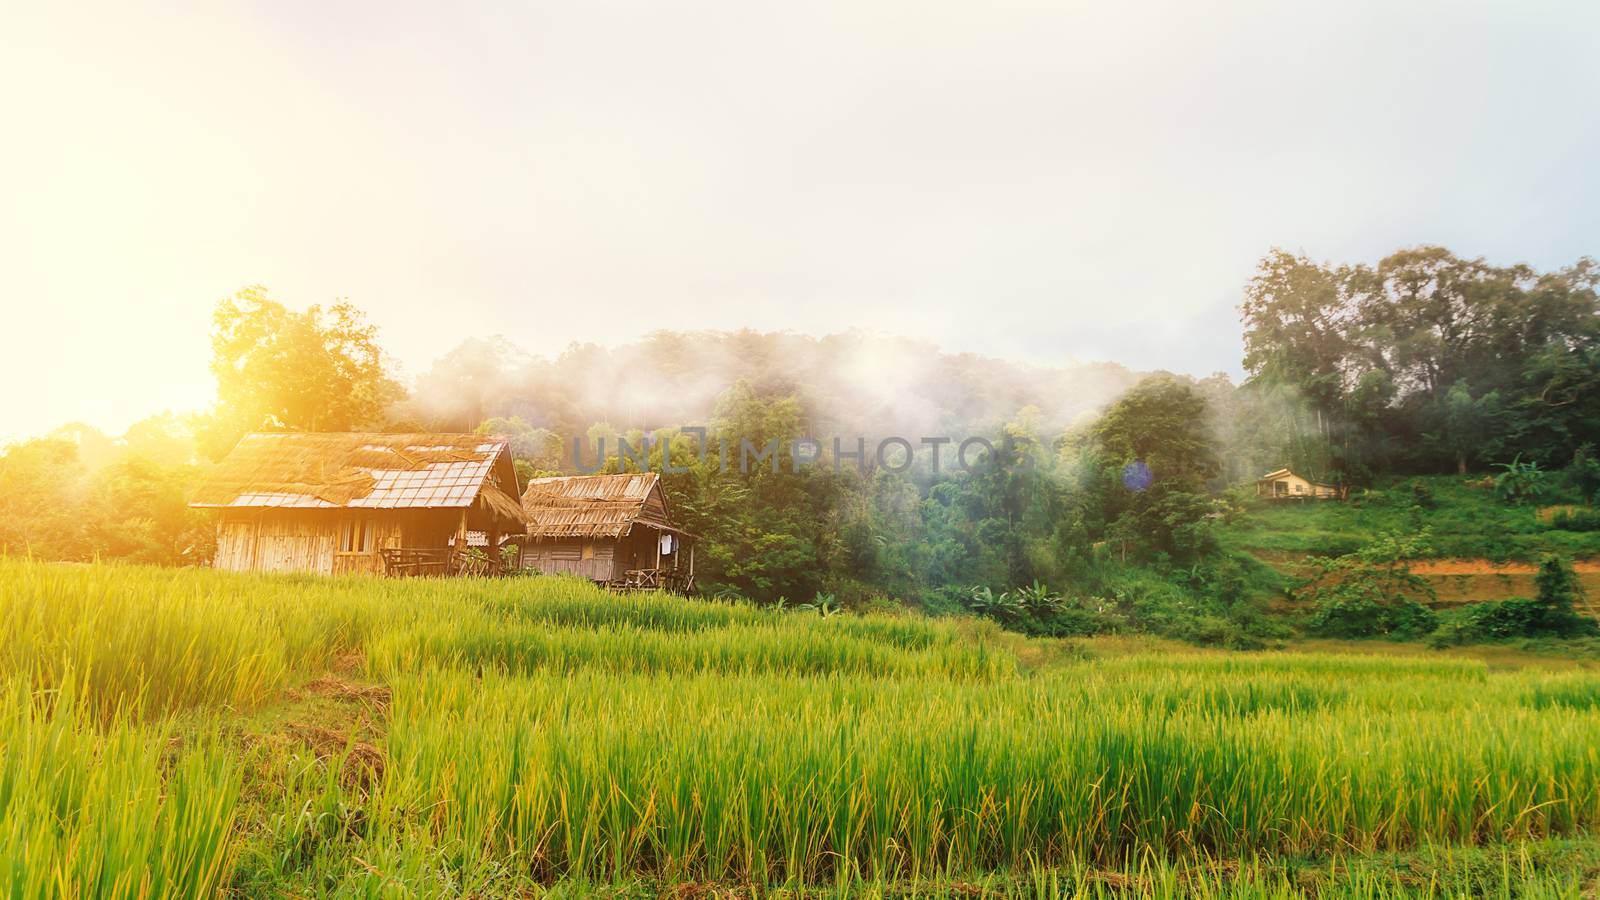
<box><xmin>521</xmin><ymin>528</ymin><xmax>687</xmax><ymax>583</ymax></box>
<box><xmin>215</xmin><ymin>513</ymin><xmax>345</xmax><ymax>574</ymax></box>
<box><xmin>214</xmin><ymin>510</ymin><xmax>451</xmax><ymax>576</ymax></box>
<box><xmin>522</xmin><ymin>538</ymin><xmax>617</xmax><ymax>581</ymax></box>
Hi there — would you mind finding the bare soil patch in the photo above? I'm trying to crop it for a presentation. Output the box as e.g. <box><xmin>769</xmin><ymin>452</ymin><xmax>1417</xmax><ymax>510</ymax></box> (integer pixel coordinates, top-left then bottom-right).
<box><xmin>241</xmin><ymin>659</ymin><xmax>391</xmax><ymax>791</ymax></box>
<box><xmin>1409</xmin><ymin>558</ymin><xmax>1600</xmax><ymax>575</ymax></box>
<box><xmin>289</xmin><ymin>674</ymin><xmax>391</xmax><ymax>712</ymax></box>
<box><xmin>282</xmin><ymin>722</ymin><xmax>385</xmax><ymax>788</ymax></box>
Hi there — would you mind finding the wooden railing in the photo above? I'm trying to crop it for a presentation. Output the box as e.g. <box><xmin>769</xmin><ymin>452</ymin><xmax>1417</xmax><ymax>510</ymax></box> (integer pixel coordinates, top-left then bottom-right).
<box><xmin>378</xmin><ymin>548</ymin><xmax>505</xmax><ymax>578</ymax></box>
<box><xmin>380</xmin><ymin>548</ymin><xmax>455</xmax><ymax>577</ymax></box>
<box><xmin>378</xmin><ymin>550</ymin><xmax>683</xmax><ymax>586</ymax></box>
<box><xmin>612</xmin><ymin>568</ymin><xmax>694</xmax><ymax>593</ymax></box>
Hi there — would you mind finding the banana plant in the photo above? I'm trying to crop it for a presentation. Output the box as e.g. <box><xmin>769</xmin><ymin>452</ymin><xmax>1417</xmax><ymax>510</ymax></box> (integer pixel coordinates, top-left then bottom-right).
<box><xmin>796</xmin><ymin>591</ymin><xmax>840</xmax><ymax>617</ymax></box>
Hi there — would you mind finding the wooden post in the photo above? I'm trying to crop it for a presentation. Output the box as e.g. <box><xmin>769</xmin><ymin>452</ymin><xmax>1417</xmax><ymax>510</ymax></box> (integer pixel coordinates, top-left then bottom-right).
<box><xmin>249</xmin><ymin>511</ymin><xmax>263</xmax><ymax>571</ymax></box>
<box><xmin>455</xmin><ymin>509</ymin><xmax>469</xmax><ymax>574</ymax></box>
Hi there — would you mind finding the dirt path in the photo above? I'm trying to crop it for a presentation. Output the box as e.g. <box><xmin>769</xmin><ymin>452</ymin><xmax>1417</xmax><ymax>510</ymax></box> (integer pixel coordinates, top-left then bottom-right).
<box><xmin>1408</xmin><ymin>558</ymin><xmax>1600</xmax><ymax>575</ymax></box>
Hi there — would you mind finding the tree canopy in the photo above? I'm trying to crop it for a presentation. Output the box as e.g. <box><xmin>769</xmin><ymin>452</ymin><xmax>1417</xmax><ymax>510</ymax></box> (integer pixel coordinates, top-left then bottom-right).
<box><xmin>205</xmin><ymin>286</ymin><xmax>402</xmax><ymax>457</ymax></box>
<box><xmin>1238</xmin><ymin>247</ymin><xmax>1600</xmax><ymax>481</ymax></box>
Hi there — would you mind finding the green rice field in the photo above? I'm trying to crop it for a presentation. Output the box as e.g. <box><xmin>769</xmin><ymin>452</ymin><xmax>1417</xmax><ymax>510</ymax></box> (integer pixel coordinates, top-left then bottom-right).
<box><xmin>4</xmin><ymin>559</ymin><xmax>1600</xmax><ymax>897</ymax></box>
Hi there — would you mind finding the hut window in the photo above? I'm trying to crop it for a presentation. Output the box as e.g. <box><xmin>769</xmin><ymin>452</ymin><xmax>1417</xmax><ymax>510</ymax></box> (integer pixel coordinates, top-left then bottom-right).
<box><xmin>340</xmin><ymin>518</ymin><xmax>374</xmax><ymax>552</ymax></box>
<box><xmin>581</xmin><ymin>543</ymin><xmax>595</xmax><ymax>561</ymax></box>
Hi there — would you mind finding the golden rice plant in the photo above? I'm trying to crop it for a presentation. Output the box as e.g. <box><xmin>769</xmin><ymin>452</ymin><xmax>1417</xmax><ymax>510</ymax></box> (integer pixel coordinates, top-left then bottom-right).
<box><xmin>6</xmin><ymin>558</ymin><xmax>1600</xmax><ymax>895</ymax></box>
<box><xmin>0</xmin><ymin>673</ymin><xmax>240</xmax><ymax>898</ymax></box>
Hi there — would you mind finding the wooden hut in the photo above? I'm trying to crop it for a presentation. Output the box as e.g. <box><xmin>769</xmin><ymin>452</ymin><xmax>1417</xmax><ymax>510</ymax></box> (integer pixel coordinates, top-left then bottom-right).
<box><xmin>190</xmin><ymin>433</ymin><xmax>526</xmax><ymax>576</ymax></box>
<box><xmin>1255</xmin><ymin>467</ymin><xmax>1341</xmax><ymax>500</ymax></box>
<box><xmin>519</xmin><ymin>473</ymin><xmax>694</xmax><ymax>591</ymax></box>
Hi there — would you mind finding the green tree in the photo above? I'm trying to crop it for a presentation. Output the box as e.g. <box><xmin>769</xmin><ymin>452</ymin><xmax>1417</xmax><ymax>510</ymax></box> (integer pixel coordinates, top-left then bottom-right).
<box><xmin>121</xmin><ymin>413</ymin><xmax>202</xmax><ymax>466</ymax></box>
<box><xmin>1569</xmin><ymin>445</ymin><xmax>1600</xmax><ymax>503</ymax></box>
<box><xmin>1240</xmin><ymin>250</ymin><xmax>1352</xmax><ymax>415</ymax></box>
<box><xmin>1239</xmin><ymin>250</ymin><xmax>1355</xmax><ymax>467</ymax></box>
<box><xmin>88</xmin><ymin>455</ymin><xmax>214</xmax><ymax>565</ymax></box>
<box><xmin>0</xmin><ymin>439</ymin><xmax>93</xmax><ymax>559</ymax></box>
<box><xmin>665</xmin><ymin>380</ymin><xmax>849</xmax><ymax>602</ymax></box>
<box><xmin>1429</xmin><ymin>383</ymin><xmax>1503</xmax><ymax>475</ymax></box>
<box><xmin>943</xmin><ymin>421</ymin><xmax>1059</xmax><ymax>588</ymax></box>
<box><xmin>205</xmin><ymin>286</ymin><xmax>402</xmax><ymax>457</ymax></box>
<box><xmin>1088</xmin><ymin>374</ymin><xmax>1219</xmax><ymax>491</ymax></box>
<box><xmin>1082</xmin><ymin>375</ymin><xmax>1221</xmax><ymax>567</ymax></box>
<box><xmin>1352</xmin><ymin>247</ymin><xmax>1505</xmax><ymax>397</ymax></box>
<box><xmin>1519</xmin><ymin>339</ymin><xmax>1600</xmax><ymax>463</ymax></box>
<box><xmin>1238</xmin><ymin>247</ymin><xmax>1600</xmax><ymax>477</ymax></box>
<box><xmin>477</xmin><ymin>415</ymin><xmax>562</xmax><ymax>491</ymax></box>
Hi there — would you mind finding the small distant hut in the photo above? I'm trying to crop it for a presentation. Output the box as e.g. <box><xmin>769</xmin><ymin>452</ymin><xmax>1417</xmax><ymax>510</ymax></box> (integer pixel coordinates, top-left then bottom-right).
<box><xmin>1255</xmin><ymin>468</ymin><xmax>1341</xmax><ymax>500</ymax></box>
<box><xmin>190</xmin><ymin>433</ymin><xmax>526</xmax><ymax>576</ymax></box>
<box><xmin>519</xmin><ymin>473</ymin><xmax>695</xmax><ymax>591</ymax></box>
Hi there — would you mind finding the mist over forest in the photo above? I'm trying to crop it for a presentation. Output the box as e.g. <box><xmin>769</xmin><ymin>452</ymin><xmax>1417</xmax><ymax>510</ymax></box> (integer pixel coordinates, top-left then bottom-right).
<box><xmin>5</xmin><ymin>245</ymin><xmax>1600</xmax><ymax>646</ymax></box>
<box><xmin>400</xmin><ymin>329</ymin><xmax>1152</xmax><ymax>452</ymax></box>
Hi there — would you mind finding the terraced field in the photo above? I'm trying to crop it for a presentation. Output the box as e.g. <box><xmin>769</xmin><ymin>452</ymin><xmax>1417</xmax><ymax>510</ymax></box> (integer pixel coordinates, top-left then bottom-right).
<box><xmin>5</xmin><ymin>560</ymin><xmax>1600</xmax><ymax>897</ymax></box>
<box><xmin>1222</xmin><ymin>477</ymin><xmax>1600</xmax><ymax>613</ymax></box>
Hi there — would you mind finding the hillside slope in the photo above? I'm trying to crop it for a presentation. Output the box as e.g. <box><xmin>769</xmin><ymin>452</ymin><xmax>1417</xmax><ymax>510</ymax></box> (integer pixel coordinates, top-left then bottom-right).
<box><xmin>1219</xmin><ymin>476</ymin><xmax>1600</xmax><ymax>605</ymax></box>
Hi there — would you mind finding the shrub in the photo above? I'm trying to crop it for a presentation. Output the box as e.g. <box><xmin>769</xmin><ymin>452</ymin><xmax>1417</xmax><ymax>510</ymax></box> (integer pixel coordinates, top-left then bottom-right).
<box><xmin>1549</xmin><ymin>508</ymin><xmax>1600</xmax><ymax>532</ymax></box>
<box><xmin>1296</xmin><ymin>530</ymin><xmax>1440</xmax><ymax>640</ymax></box>
<box><xmin>1429</xmin><ymin>556</ymin><xmax>1597</xmax><ymax>645</ymax></box>
<box><xmin>1309</xmin><ymin>536</ymin><xmax>1364</xmax><ymax>557</ymax></box>
<box><xmin>966</xmin><ymin>583</ymin><xmax>1126</xmax><ymax>637</ymax></box>
<box><xmin>1433</xmin><ymin>599</ymin><xmax>1549</xmax><ymax>643</ymax></box>
<box><xmin>1159</xmin><ymin>613</ymin><xmax>1274</xmax><ymax>650</ymax></box>
<box><xmin>852</xmin><ymin>593</ymin><xmax>909</xmax><ymax>618</ymax></box>
<box><xmin>1309</xmin><ymin>595</ymin><xmax>1438</xmax><ymax>640</ymax></box>
<box><xmin>1568</xmin><ymin>444</ymin><xmax>1600</xmax><ymax>504</ymax></box>
<box><xmin>1408</xmin><ymin>480</ymin><xmax>1437</xmax><ymax>510</ymax></box>
<box><xmin>916</xmin><ymin>585</ymin><xmax>971</xmax><ymax>618</ymax></box>
<box><xmin>796</xmin><ymin>592</ymin><xmax>841</xmax><ymax>617</ymax></box>
<box><xmin>1532</xmin><ymin>554</ymin><xmax>1596</xmax><ymax>638</ymax></box>
<box><xmin>1102</xmin><ymin>565</ymin><xmax>1283</xmax><ymax>648</ymax></box>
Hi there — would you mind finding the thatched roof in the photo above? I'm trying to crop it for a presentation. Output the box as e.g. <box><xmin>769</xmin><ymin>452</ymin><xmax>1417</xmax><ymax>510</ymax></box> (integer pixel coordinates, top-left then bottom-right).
<box><xmin>190</xmin><ymin>432</ymin><xmax>525</xmax><ymax>525</ymax></box>
<box><xmin>521</xmin><ymin>473</ymin><xmax>686</xmax><ymax>540</ymax></box>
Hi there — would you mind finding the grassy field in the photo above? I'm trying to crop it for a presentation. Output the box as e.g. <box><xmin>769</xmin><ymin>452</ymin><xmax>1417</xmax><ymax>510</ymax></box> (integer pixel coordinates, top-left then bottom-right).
<box><xmin>5</xmin><ymin>560</ymin><xmax>1600</xmax><ymax>897</ymax></box>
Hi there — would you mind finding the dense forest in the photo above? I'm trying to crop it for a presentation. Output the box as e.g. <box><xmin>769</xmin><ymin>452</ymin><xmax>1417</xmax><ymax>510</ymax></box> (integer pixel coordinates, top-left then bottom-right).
<box><xmin>4</xmin><ymin>246</ymin><xmax>1599</xmax><ymax>645</ymax></box>
<box><xmin>1239</xmin><ymin>247</ymin><xmax>1600</xmax><ymax>479</ymax></box>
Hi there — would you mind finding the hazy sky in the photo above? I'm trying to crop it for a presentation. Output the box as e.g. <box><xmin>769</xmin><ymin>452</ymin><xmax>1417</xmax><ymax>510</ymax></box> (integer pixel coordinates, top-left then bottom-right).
<box><xmin>3</xmin><ymin>0</ymin><xmax>1597</xmax><ymax>440</ymax></box>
